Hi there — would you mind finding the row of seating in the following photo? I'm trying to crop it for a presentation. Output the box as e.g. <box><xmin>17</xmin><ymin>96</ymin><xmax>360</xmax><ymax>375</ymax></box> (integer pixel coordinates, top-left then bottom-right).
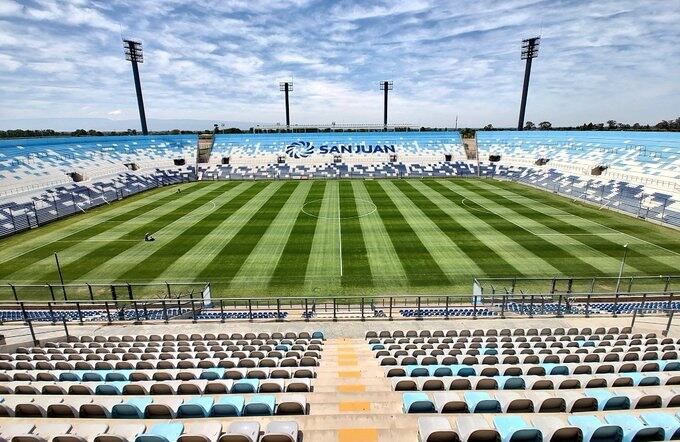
<box><xmin>72</xmin><ymin>332</ymin><xmax>325</xmax><ymax>342</ymax></box>
<box><xmin>1</xmin><ymin>367</ymin><xmax>315</xmax><ymax>381</ymax></box>
<box><xmin>374</xmin><ymin>342</ymin><xmax>678</xmax><ymax>354</ymax></box>
<box><xmin>383</xmin><ymin>360</ymin><xmax>680</xmax><ymax>377</ymax></box>
<box><xmin>365</xmin><ymin>327</ymin><xmax>635</xmax><ymax>338</ymax></box>
<box><xmin>375</xmin><ymin>341</ymin><xmax>677</xmax><ymax>352</ymax></box>
<box><xmin>391</xmin><ymin>371</ymin><xmax>677</xmax><ymax>391</ymax></box>
<box><xmin>0</xmin><ymin>377</ymin><xmax>312</xmax><ymax>395</ymax></box>
<box><xmin>0</xmin><ymin>358</ymin><xmax>319</xmax><ymax>371</ymax></box>
<box><xmin>7</xmin><ymin>347</ymin><xmax>320</xmax><ymax>356</ymax></box>
<box><xmin>400</xmin><ymin>308</ymin><xmax>495</xmax><ymax>318</ymax></box>
<box><xmin>376</xmin><ymin>351</ymin><xmax>680</xmax><ymax>365</ymax></box>
<box><xmin>1</xmin><ymin>417</ymin><xmax>298</xmax><ymax>442</ymax></box>
<box><xmin>29</xmin><ymin>339</ymin><xmax>323</xmax><ymax>353</ymax></box>
<box><xmin>368</xmin><ymin>334</ymin><xmax>664</xmax><ymax>344</ymax></box>
<box><xmin>2</xmin><ymin>352</ymin><xmax>319</xmax><ymax>363</ymax></box>
<box><xmin>0</xmin><ymin>394</ymin><xmax>307</xmax><ymax>418</ymax></box>
<box><xmin>402</xmin><ymin>388</ymin><xmax>673</xmax><ymax>414</ymax></box>
<box><xmin>418</xmin><ymin>413</ymin><xmax>680</xmax><ymax>442</ymax></box>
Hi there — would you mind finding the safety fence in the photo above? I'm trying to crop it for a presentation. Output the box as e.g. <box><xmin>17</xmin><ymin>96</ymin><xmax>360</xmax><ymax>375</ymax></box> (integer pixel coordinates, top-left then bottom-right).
<box><xmin>0</xmin><ymin>288</ymin><xmax>678</xmax><ymax>326</ymax></box>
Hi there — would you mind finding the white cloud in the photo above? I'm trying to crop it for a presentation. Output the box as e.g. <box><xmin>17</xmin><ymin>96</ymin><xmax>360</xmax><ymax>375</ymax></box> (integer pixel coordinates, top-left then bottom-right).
<box><xmin>0</xmin><ymin>0</ymin><xmax>678</xmax><ymax>127</ymax></box>
<box><xmin>0</xmin><ymin>53</ymin><xmax>20</xmax><ymax>71</ymax></box>
<box><xmin>107</xmin><ymin>109</ymin><xmax>123</xmax><ymax>119</ymax></box>
<box><xmin>0</xmin><ymin>0</ymin><xmax>22</xmax><ymax>16</ymax></box>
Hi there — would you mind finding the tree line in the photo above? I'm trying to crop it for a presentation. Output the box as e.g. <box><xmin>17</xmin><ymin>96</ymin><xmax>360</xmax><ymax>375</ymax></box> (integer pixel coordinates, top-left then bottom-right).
<box><xmin>478</xmin><ymin>117</ymin><xmax>680</xmax><ymax>132</ymax></box>
<box><xmin>1</xmin><ymin>117</ymin><xmax>678</xmax><ymax>139</ymax></box>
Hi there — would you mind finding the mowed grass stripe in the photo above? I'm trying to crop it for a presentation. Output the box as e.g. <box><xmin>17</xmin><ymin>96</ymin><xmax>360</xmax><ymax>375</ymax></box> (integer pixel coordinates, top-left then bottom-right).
<box><xmin>156</xmin><ymin>182</ymin><xmax>274</xmax><ymax>281</ymax></box>
<box><xmin>478</xmin><ymin>179</ymin><xmax>680</xmax><ymax>273</ymax></box>
<box><xmin>381</xmin><ymin>180</ymin><xmax>482</xmax><ymax>279</ymax></box>
<box><xmin>50</xmin><ymin>183</ymin><xmax>231</xmax><ymax>283</ymax></box>
<box><xmin>230</xmin><ymin>181</ymin><xmax>313</xmax><ymax>288</ymax></box>
<box><xmin>0</xmin><ymin>183</ymin><xmax>202</xmax><ymax>280</ymax></box>
<box><xmin>269</xmin><ymin>181</ymin><xmax>326</xmax><ymax>288</ymax></box>
<box><xmin>437</xmin><ymin>180</ymin><xmax>604</xmax><ymax>277</ymax></box>
<box><xmin>400</xmin><ymin>180</ymin><xmax>521</xmax><ymax>277</ymax></box>
<box><xmin>450</xmin><ymin>180</ymin><xmax>616</xmax><ymax>275</ymax></box>
<box><xmin>461</xmin><ymin>180</ymin><xmax>649</xmax><ymax>274</ymax></box>
<box><xmin>305</xmin><ymin>181</ymin><xmax>342</xmax><ymax>290</ymax></box>
<box><xmin>86</xmin><ymin>182</ymin><xmax>249</xmax><ymax>283</ymax></box>
<box><xmin>5</xmin><ymin>184</ymin><xmax>210</xmax><ymax>283</ymax></box>
<box><xmin>0</xmin><ymin>184</ymin><xmax>194</xmax><ymax>264</ymax></box>
<box><xmin>363</xmin><ymin>180</ymin><xmax>448</xmax><ymax>286</ymax></box>
<box><xmin>339</xmin><ymin>181</ymin><xmax>372</xmax><ymax>288</ymax></box>
<box><xmin>420</xmin><ymin>180</ymin><xmax>560</xmax><ymax>277</ymax></box>
<box><xmin>198</xmin><ymin>182</ymin><xmax>297</xmax><ymax>284</ymax></box>
<box><xmin>352</xmin><ymin>181</ymin><xmax>407</xmax><ymax>287</ymax></box>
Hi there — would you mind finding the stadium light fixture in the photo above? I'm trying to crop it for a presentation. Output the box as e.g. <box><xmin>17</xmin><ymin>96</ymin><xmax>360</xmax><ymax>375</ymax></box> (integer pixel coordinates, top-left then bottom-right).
<box><xmin>123</xmin><ymin>39</ymin><xmax>149</xmax><ymax>135</ymax></box>
<box><xmin>379</xmin><ymin>81</ymin><xmax>393</xmax><ymax>128</ymax></box>
<box><xmin>279</xmin><ymin>81</ymin><xmax>293</xmax><ymax>129</ymax></box>
<box><xmin>517</xmin><ymin>36</ymin><xmax>540</xmax><ymax>131</ymax></box>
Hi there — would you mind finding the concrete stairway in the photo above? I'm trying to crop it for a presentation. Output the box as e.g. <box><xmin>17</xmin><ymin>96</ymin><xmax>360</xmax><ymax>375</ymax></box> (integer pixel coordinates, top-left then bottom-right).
<box><xmin>463</xmin><ymin>138</ymin><xmax>478</xmax><ymax>160</ymax></box>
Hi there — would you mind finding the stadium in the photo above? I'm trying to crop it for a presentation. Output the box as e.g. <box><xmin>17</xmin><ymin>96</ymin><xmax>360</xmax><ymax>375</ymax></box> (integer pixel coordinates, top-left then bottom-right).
<box><xmin>1</xmin><ymin>1</ymin><xmax>680</xmax><ymax>442</ymax></box>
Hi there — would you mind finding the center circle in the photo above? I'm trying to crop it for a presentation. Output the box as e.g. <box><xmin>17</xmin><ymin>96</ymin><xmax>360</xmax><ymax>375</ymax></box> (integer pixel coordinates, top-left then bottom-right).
<box><xmin>302</xmin><ymin>197</ymin><xmax>377</xmax><ymax>219</ymax></box>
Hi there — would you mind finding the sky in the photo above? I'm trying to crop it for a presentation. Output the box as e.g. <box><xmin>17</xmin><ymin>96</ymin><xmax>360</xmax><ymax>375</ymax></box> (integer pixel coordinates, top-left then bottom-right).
<box><xmin>0</xmin><ymin>0</ymin><xmax>679</xmax><ymax>129</ymax></box>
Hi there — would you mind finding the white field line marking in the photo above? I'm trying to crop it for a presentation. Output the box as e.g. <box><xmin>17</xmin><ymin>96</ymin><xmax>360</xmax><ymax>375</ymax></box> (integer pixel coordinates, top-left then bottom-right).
<box><xmin>530</xmin><ymin>233</ymin><xmax>623</xmax><ymax>237</ymax></box>
<box><xmin>566</xmin><ymin>212</ymin><xmax>680</xmax><ymax>257</ymax></box>
<box><xmin>55</xmin><ymin>239</ymin><xmax>140</xmax><ymax>242</ymax></box>
<box><xmin>338</xmin><ymin>190</ymin><xmax>343</xmax><ymax>277</ymax></box>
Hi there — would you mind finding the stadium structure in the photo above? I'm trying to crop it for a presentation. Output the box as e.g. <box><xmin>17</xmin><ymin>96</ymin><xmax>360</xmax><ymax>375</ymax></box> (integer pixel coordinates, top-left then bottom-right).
<box><xmin>0</xmin><ymin>125</ymin><xmax>679</xmax><ymax>441</ymax></box>
<box><xmin>1</xmin><ymin>33</ymin><xmax>680</xmax><ymax>442</ymax></box>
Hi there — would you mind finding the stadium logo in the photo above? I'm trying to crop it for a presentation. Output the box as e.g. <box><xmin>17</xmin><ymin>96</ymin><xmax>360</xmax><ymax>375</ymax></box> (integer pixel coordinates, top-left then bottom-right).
<box><xmin>285</xmin><ymin>141</ymin><xmax>315</xmax><ymax>159</ymax></box>
<box><xmin>285</xmin><ymin>141</ymin><xmax>396</xmax><ymax>158</ymax></box>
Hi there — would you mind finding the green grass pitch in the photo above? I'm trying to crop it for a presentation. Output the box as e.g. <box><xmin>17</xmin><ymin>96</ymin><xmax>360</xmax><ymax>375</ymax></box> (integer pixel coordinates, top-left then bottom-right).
<box><xmin>0</xmin><ymin>178</ymin><xmax>678</xmax><ymax>300</ymax></box>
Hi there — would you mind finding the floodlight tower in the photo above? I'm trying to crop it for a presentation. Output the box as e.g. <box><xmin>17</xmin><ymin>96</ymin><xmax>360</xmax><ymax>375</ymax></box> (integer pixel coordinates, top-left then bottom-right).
<box><xmin>517</xmin><ymin>36</ymin><xmax>540</xmax><ymax>131</ymax></box>
<box><xmin>279</xmin><ymin>81</ymin><xmax>293</xmax><ymax>129</ymax></box>
<box><xmin>123</xmin><ymin>39</ymin><xmax>148</xmax><ymax>135</ymax></box>
<box><xmin>380</xmin><ymin>81</ymin><xmax>393</xmax><ymax>128</ymax></box>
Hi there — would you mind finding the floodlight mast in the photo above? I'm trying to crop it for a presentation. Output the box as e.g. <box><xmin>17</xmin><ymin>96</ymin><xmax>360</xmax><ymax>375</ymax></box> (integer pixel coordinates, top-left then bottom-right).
<box><xmin>123</xmin><ymin>39</ymin><xmax>148</xmax><ymax>135</ymax></box>
<box><xmin>279</xmin><ymin>81</ymin><xmax>293</xmax><ymax>128</ymax></box>
<box><xmin>380</xmin><ymin>81</ymin><xmax>393</xmax><ymax>128</ymax></box>
<box><xmin>517</xmin><ymin>36</ymin><xmax>540</xmax><ymax>131</ymax></box>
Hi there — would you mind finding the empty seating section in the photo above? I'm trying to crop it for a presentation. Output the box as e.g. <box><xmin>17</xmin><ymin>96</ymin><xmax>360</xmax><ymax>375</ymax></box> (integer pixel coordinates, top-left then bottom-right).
<box><xmin>477</xmin><ymin>130</ymin><xmax>680</xmax><ymax>227</ymax></box>
<box><xmin>211</xmin><ymin>132</ymin><xmax>463</xmax><ymax>161</ymax></box>
<box><xmin>0</xmin><ymin>421</ymin><xmax>301</xmax><ymax>442</ymax></box>
<box><xmin>0</xmin><ymin>135</ymin><xmax>196</xmax><ymax>237</ymax></box>
<box><xmin>0</xmin><ymin>331</ymin><xmax>321</xmax><ymax>441</ymax></box>
<box><xmin>4</xmin><ymin>325</ymin><xmax>680</xmax><ymax>441</ymax></box>
<box><xmin>477</xmin><ymin>131</ymin><xmax>680</xmax><ymax>180</ymax></box>
<box><xmin>0</xmin><ymin>135</ymin><xmax>195</xmax><ymax>195</ymax></box>
<box><xmin>363</xmin><ymin>327</ymin><xmax>680</xmax><ymax>440</ymax></box>
<box><xmin>3</xmin><ymin>131</ymin><xmax>678</xmax><ymax>237</ymax></box>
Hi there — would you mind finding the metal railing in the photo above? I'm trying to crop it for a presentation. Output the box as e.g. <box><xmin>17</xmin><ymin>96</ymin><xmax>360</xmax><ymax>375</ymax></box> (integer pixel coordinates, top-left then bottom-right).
<box><xmin>0</xmin><ymin>290</ymin><xmax>678</xmax><ymax>324</ymax></box>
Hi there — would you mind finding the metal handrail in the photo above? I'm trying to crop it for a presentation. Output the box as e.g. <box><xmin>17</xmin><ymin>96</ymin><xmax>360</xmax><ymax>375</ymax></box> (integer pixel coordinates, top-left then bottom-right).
<box><xmin>0</xmin><ymin>290</ymin><xmax>677</xmax><ymax>324</ymax></box>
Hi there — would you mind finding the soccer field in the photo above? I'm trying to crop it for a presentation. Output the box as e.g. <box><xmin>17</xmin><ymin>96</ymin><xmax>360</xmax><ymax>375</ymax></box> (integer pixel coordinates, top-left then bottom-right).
<box><xmin>1</xmin><ymin>178</ymin><xmax>679</xmax><ymax>299</ymax></box>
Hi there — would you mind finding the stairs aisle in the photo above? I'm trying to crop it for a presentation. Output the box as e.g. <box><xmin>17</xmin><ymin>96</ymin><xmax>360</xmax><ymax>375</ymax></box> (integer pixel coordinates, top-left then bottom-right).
<box><xmin>305</xmin><ymin>338</ymin><xmax>418</xmax><ymax>442</ymax></box>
